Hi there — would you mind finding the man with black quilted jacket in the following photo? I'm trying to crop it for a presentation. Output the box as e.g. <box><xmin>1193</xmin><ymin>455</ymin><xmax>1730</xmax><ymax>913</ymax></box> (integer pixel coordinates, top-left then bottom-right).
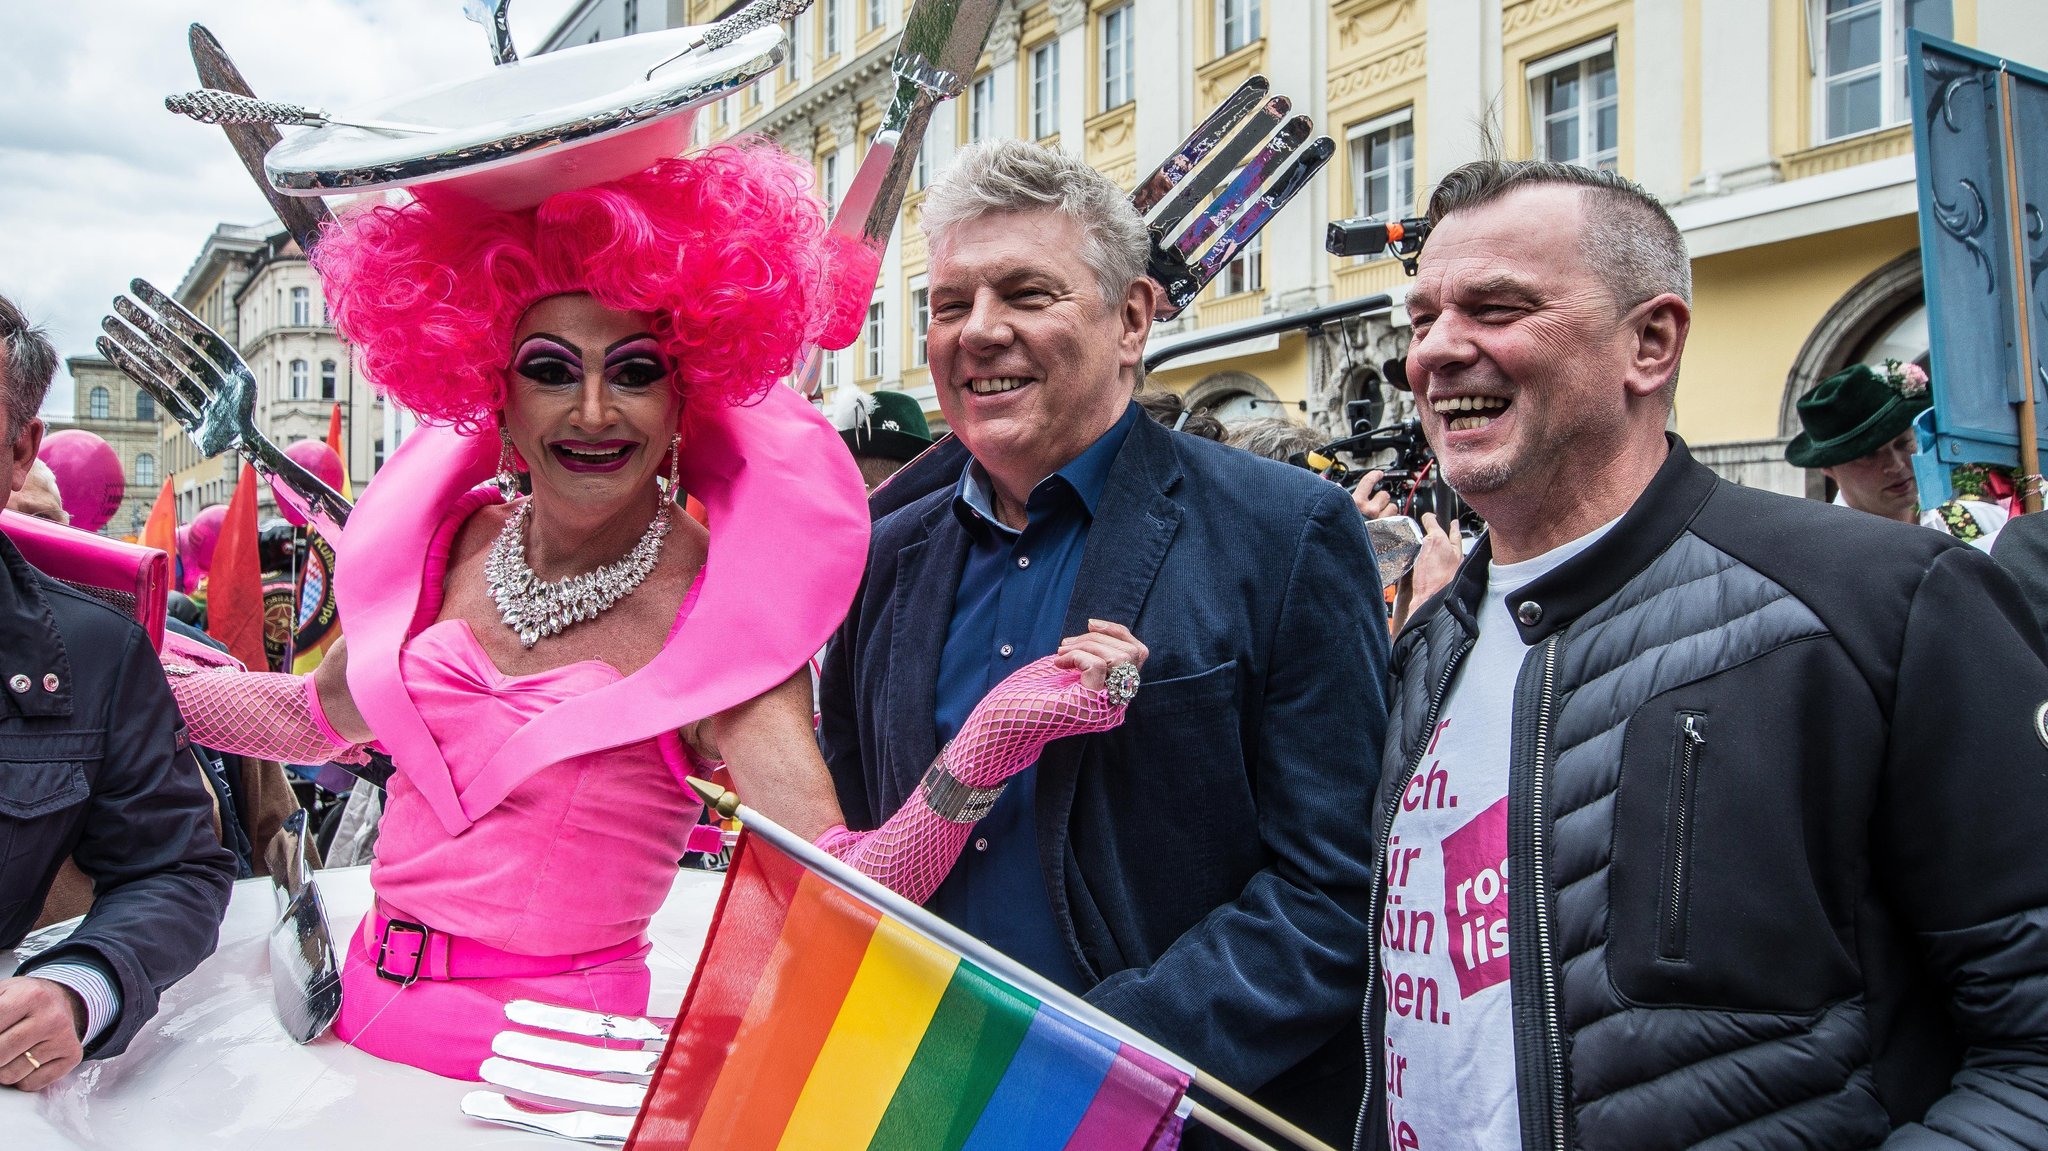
<box><xmin>1358</xmin><ymin>158</ymin><xmax>2048</xmax><ymax>1150</ymax></box>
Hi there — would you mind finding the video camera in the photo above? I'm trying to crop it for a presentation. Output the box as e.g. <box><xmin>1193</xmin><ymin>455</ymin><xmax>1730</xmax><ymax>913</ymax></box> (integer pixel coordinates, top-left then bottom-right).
<box><xmin>1325</xmin><ymin>215</ymin><xmax>1433</xmax><ymax>274</ymax></box>
<box><xmin>1291</xmin><ymin>418</ymin><xmax>1479</xmax><ymax>537</ymax></box>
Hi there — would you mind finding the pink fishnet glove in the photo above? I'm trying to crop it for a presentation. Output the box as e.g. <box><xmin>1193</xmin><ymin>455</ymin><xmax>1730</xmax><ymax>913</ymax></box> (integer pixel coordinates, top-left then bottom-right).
<box><xmin>817</xmin><ymin>655</ymin><xmax>1130</xmax><ymax>903</ymax></box>
<box><xmin>161</xmin><ymin>634</ymin><xmax>369</xmax><ymax>766</ymax></box>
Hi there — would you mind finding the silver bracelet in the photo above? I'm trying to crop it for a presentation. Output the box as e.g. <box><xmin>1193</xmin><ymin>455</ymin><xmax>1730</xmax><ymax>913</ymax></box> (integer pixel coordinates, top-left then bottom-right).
<box><xmin>916</xmin><ymin>749</ymin><xmax>1006</xmax><ymax>824</ymax></box>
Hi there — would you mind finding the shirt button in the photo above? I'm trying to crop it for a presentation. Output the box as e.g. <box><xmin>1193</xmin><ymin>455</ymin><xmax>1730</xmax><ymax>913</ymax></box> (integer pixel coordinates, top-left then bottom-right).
<box><xmin>974</xmin><ymin>837</ymin><xmax>989</xmax><ymax>852</ymax></box>
<box><xmin>8</xmin><ymin>675</ymin><xmax>28</xmax><ymax>694</ymax></box>
<box><xmin>1017</xmin><ymin>556</ymin><xmax>1031</xmax><ymax>569</ymax></box>
<box><xmin>42</xmin><ymin>674</ymin><xmax>59</xmax><ymax>692</ymax></box>
<box><xmin>999</xmin><ymin>644</ymin><xmax>1014</xmax><ymax>657</ymax></box>
<box><xmin>1516</xmin><ymin>601</ymin><xmax>1543</xmax><ymax>626</ymax></box>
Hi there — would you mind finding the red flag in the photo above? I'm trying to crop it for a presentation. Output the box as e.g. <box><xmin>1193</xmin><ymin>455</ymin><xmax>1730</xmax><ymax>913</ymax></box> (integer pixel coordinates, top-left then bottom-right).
<box><xmin>139</xmin><ymin>477</ymin><xmax>177</xmax><ymax>562</ymax></box>
<box><xmin>325</xmin><ymin>403</ymin><xmax>353</xmax><ymax>500</ymax></box>
<box><xmin>207</xmin><ymin>463</ymin><xmax>268</xmax><ymax>671</ymax></box>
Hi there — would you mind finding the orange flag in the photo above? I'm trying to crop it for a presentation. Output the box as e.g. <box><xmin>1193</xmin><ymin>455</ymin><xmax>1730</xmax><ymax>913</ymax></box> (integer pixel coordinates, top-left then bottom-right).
<box><xmin>325</xmin><ymin>403</ymin><xmax>353</xmax><ymax>500</ymax></box>
<box><xmin>207</xmin><ymin>463</ymin><xmax>268</xmax><ymax>671</ymax></box>
<box><xmin>139</xmin><ymin>477</ymin><xmax>177</xmax><ymax>561</ymax></box>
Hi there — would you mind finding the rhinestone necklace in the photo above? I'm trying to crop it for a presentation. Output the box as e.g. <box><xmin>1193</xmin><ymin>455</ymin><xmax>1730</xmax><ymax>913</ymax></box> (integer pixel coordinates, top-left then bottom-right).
<box><xmin>485</xmin><ymin>492</ymin><xmax>672</xmax><ymax>648</ymax></box>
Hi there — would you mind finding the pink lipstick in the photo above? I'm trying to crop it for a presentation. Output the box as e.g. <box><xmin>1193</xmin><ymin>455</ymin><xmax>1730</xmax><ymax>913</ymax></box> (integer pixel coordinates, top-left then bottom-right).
<box><xmin>549</xmin><ymin>439</ymin><xmax>638</xmax><ymax>473</ymax></box>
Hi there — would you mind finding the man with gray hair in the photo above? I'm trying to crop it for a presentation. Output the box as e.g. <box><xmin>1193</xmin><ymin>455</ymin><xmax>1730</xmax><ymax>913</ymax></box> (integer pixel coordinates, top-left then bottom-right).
<box><xmin>1362</xmin><ymin>157</ymin><xmax>2048</xmax><ymax>1149</ymax></box>
<box><xmin>0</xmin><ymin>292</ymin><xmax>234</xmax><ymax>1090</ymax></box>
<box><xmin>820</xmin><ymin>140</ymin><xmax>1388</xmax><ymax>1144</ymax></box>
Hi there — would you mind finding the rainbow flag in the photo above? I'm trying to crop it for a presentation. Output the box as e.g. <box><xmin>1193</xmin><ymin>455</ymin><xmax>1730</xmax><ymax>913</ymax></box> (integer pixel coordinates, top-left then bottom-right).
<box><xmin>628</xmin><ymin>832</ymin><xmax>1189</xmax><ymax>1151</ymax></box>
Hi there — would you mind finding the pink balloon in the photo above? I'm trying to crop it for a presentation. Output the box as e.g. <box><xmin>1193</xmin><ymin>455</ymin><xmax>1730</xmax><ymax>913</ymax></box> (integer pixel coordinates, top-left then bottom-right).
<box><xmin>38</xmin><ymin>429</ymin><xmax>125</xmax><ymax>533</ymax></box>
<box><xmin>185</xmin><ymin>504</ymin><xmax>227</xmax><ymax>571</ymax></box>
<box><xmin>275</xmin><ymin>440</ymin><xmax>345</xmax><ymax>527</ymax></box>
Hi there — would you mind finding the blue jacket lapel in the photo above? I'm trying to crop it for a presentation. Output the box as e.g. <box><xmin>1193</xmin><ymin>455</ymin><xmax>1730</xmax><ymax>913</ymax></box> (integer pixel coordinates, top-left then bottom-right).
<box><xmin>1037</xmin><ymin>413</ymin><xmax>1184</xmax><ymax>979</ymax></box>
<box><xmin>882</xmin><ymin>495</ymin><xmax>969</xmax><ymax>808</ymax></box>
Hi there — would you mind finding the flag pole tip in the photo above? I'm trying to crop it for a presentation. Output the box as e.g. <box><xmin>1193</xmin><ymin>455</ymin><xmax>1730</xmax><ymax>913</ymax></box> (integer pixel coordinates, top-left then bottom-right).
<box><xmin>686</xmin><ymin>776</ymin><xmax>740</xmax><ymax>820</ymax></box>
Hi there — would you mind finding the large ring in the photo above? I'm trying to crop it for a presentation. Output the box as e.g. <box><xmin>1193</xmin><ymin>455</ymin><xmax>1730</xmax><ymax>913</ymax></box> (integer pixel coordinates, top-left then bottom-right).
<box><xmin>1105</xmin><ymin>661</ymin><xmax>1140</xmax><ymax>707</ymax></box>
<box><xmin>21</xmin><ymin>1050</ymin><xmax>42</xmax><ymax>1071</ymax></box>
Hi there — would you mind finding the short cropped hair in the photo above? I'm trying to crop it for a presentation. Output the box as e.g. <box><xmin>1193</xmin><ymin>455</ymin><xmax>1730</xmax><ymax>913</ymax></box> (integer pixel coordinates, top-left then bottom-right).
<box><xmin>1226</xmin><ymin>417</ymin><xmax>1322</xmax><ymax>464</ymax></box>
<box><xmin>0</xmin><ymin>293</ymin><xmax>59</xmax><ymax>440</ymax></box>
<box><xmin>920</xmin><ymin>140</ymin><xmax>1149</xmax><ymax>304</ymax></box>
<box><xmin>314</xmin><ymin>142</ymin><xmax>837</xmax><ymax>431</ymax></box>
<box><xmin>1425</xmin><ymin>158</ymin><xmax>1691</xmax><ymax>309</ymax></box>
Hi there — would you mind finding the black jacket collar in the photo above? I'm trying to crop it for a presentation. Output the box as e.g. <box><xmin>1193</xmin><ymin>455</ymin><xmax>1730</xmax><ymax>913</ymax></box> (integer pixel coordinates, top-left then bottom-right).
<box><xmin>1442</xmin><ymin>435</ymin><xmax>1720</xmax><ymax>644</ymax></box>
<box><xmin>0</xmin><ymin>529</ymin><xmax>75</xmax><ymax>719</ymax></box>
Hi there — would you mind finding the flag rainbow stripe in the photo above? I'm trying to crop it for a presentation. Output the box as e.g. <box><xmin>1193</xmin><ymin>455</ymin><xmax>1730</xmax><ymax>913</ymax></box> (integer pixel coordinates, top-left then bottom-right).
<box><xmin>629</xmin><ymin>834</ymin><xmax>1185</xmax><ymax>1151</ymax></box>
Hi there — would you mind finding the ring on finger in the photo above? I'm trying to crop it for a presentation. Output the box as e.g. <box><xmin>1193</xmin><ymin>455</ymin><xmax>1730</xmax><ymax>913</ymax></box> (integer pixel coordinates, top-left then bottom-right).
<box><xmin>22</xmin><ymin>1050</ymin><xmax>42</xmax><ymax>1071</ymax></box>
<box><xmin>1105</xmin><ymin>661</ymin><xmax>1140</xmax><ymax>707</ymax></box>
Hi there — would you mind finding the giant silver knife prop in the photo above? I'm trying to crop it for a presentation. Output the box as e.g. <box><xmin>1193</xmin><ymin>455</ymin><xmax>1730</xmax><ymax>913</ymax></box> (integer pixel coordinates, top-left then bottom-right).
<box><xmin>268</xmin><ymin>808</ymin><xmax>342</xmax><ymax>1043</ymax></box>
<box><xmin>800</xmin><ymin>0</ymin><xmax>1003</xmax><ymax>385</ymax></box>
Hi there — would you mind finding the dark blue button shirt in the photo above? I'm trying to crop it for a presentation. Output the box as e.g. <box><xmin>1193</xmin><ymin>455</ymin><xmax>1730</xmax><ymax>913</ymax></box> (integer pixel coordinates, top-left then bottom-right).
<box><xmin>926</xmin><ymin>402</ymin><xmax>1140</xmax><ymax>992</ymax></box>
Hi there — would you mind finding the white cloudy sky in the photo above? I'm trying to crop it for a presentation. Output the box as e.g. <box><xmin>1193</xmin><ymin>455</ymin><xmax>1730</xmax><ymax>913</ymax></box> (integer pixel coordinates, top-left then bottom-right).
<box><xmin>1</xmin><ymin>0</ymin><xmax>575</xmax><ymax>417</ymax></box>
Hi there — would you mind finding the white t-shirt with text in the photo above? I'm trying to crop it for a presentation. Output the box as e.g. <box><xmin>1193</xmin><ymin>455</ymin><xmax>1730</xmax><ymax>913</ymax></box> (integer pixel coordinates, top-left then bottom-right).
<box><xmin>1380</xmin><ymin>520</ymin><xmax>1617</xmax><ymax>1151</ymax></box>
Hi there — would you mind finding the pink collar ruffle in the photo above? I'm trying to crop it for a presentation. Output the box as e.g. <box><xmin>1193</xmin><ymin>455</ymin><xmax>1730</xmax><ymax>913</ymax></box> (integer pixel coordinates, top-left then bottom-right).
<box><xmin>334</xmin><ymin>384</ymin><xmax>869</xmax><ymax>837</ymax></box>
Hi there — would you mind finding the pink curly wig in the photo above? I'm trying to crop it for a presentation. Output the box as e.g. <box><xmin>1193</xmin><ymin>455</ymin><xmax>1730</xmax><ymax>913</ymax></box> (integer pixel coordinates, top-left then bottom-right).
<box><xmin>314</xmin><ymin>141</ymin><xmax>845</xmax><ymax>430</ymax></box>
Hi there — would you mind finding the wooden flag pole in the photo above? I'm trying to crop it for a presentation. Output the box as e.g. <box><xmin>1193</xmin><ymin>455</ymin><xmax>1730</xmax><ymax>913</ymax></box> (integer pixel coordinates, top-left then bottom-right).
<box><xmin>687</xmin><ymin>779</ymin><xmax>1340</xmax><ymax>1151</ymax></box>
<box><xmin>1998</xmin><ymin>65</ymin><xmax>2043</xmax><ymax>512</ymax></box>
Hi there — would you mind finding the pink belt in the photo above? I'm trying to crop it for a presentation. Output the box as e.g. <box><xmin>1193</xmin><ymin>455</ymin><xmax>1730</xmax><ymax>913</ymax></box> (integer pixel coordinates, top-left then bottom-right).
<box><xmin>367</xmin><ymin>904</ymin><xmax>651</xmax><ymax>986</ymax></box>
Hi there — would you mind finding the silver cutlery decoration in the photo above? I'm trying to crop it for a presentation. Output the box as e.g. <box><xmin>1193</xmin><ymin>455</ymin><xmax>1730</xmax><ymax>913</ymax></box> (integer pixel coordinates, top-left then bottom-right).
<box><xmin>166</xmin><ymin>89</ymin><xmax>436</xmax><ymax>136</ymax></box>
<box><xmin>96</xmin><ymin>279</ymin><xmax>353</xmax><ymax>538</ymax></box>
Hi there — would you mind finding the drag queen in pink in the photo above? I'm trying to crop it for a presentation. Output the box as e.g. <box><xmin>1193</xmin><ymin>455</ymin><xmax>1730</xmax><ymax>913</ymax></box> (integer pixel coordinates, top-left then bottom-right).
<box><xmin>161</xmin><ymin>141</ymin><xmax>1145</xmax><ymax>1081</ymax></box>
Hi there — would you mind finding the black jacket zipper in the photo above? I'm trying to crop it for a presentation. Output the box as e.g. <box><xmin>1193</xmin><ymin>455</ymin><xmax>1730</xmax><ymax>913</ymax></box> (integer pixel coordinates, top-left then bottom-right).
<box><xmin>1526</xmin><ymin>635</ymin><xmax>1568</xmax><ymax>1151</ymax></box>
<box><xmin>1659</xmin><ymin>712</ymin><xmax>1707</xmax><ymax>961</ymax></box>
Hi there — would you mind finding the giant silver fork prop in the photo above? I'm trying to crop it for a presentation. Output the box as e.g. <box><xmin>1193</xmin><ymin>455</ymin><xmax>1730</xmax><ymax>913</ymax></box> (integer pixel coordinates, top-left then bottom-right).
<box><xmin>1134</xmin><ymin>76</ymin><xmax>1335</xmax><ymax>320</ymax></box>
<box><xmin>96</xmin><ymin>279</ymin><xmax>354</xmax><ymax>537</ymax></box>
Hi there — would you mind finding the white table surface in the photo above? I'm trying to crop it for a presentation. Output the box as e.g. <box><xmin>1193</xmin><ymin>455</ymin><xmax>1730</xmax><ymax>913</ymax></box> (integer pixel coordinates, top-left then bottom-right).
<box><xmin>2</xmin><ymin>865</ymin><xmax>725</xmax><ymax>1151</ymax></box>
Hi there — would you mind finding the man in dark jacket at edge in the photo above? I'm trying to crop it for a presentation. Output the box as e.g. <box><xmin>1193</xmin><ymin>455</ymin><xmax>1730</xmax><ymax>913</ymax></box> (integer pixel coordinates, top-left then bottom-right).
<box><xmin>1360</xmin><ymin>158</ymin><xmax>2048</xmax><ymax>1150</ymax></box>
<box><xmin>0</xmin><ymin>293</ymin><xmax>235</xmax><ymax>1090</ymax></box>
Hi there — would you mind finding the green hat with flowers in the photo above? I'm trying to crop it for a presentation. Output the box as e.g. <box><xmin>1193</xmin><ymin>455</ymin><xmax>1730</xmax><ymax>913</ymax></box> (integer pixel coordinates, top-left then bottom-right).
<box><xmin>1785</xmin><ymin>360</ymin><xmax>1932</xmax><ymax>469</ymax></box>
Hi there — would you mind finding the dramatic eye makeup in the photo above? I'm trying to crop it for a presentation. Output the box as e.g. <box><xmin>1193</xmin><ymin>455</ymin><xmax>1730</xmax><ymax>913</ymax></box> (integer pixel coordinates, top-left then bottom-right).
<box><xmin>604</xmin><ymin>336</ymin><xmax>669</xmax><ymax>388</ymax></box>
<box><xmin>512</xmin><ymin>336</ymin><xmax>582</xmax><ymax>386</ymax></box>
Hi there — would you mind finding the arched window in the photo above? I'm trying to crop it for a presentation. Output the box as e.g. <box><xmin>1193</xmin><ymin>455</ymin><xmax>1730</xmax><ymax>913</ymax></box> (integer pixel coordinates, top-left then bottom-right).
<box><xmin>135</xmin><ymin>389</ymin><xmax>156</xmax><ymax>422</ymax></box>
<box><xmin>320</xmin><ymin>359</ymin><xmax>338</xmax><ymax>400</ymax></box>
<box><xmin>89</xmin><ymin>386</ymin><xmax>110</xmax><ymax>419</ymax></box>
<box><xmin>134</xmin><ymin>453</ymin><xmax>156</xmax><ymax>487</ymax></box>
<box><xmin>289</xmin><ymin>359</ymin><xmax>309</xmax><ymax>399</ymax></box>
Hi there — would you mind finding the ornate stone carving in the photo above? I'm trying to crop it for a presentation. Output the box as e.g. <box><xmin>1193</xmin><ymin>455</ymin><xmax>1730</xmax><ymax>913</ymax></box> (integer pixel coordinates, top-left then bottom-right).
<box><xmin>1336</xmin><ymin>0</ymin><xmax>1419</xmax><ymax>51</ymax></box>
<box><xmin>826</xmin><ymin>99</ymin><xmax>859</xmax><ymax>146</ymax></box>
<box><xmin>1502</xmin><ymin>0</ymin><xmax>1600</xmax><ymax>41</ymax></box>
<box><xmin>1050</xmin><ymin>0</ymin><xmax>1086</xmax><ymax>33</ymax></box>
<box><xmin>1329</xmin><ymin>43</ymin><xmax>1426</xmax><ymax>104</ymax></box>
<box><xmin>989</xmin><ymin>2</ymin><xmax>1023</xmax><ymax>66</ymax></box>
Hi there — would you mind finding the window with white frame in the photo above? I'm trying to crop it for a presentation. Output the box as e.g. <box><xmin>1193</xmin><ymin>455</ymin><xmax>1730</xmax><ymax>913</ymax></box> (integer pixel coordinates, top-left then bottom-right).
<box><xmin>1530</xmin><ymin>39</ymin><xmax>1619</xmax><ymax>172</ymax></box>
<box><xmin>1101</xmin><ymin>4</ymin><xmax>1134</xmax><ymax>111</ymax></box>
<box><xmin>321</xmin><ymin>359</ymin><xmax>338</xmax><ymax>400</ymax></box>
<box><xmin>1219</xmin><ymin>233</ymin><xmax>1262</xmax><ymax>296</ymax></box>
<box><xmin>1814</xmin><ymin>0</ymin><xmax>1951</xmax><ymax>141</ymax></box>
<box><xmin>824</xmin><ymin>348</ymin><xmax>844</xmax><ymax>392</ymax></box>
<box><xmin>135</xmin><ymin>452</ymin><xmax>156</xmax><ymax>487</ymax></box>
<box><xmin>290</xmin><ymin>286</ymin><xmax>311</xmax><ymax>326</ymax></box>
<box><xmin>623</xmin><ymin>0</ymin><xmax>638</xmax><ymax>35</ymax></box>
<box><xmin>819</xmin><ymin>151</ymin><xmax>839</xmax><ymax>210</ymax></box>
<box><xmin>1030</xmin><ymin>41</ymin><xmax>1061</xmax><ymax>139</ymax></box>
<box><xmin>824</xmin><ymin>0</ymin><xmax>841</xmax><ymax>56</ymax></box>
<box><xmin>135</xmin><ymin>389</ymin><xmax>156</xmax><ymax>422</ymax></box>
<box><xmin>865</xmin><ymin>300</ymin><xmax>886</xmax><ymax>378</ymax></box>
<box><xmin>909</xmin><ymin>279</ymin><xmax>930</xmax><ymax>368</ymax></box>
<box><xmin>1219</xmin><ymin>0</ymin><xmax>1261</xmax><ymax>55</ymax></box>
<box><xmin>914</xmin><ymin>141</ymin><xmax>931</xmax><ymax>191</ymax></box>
<box><xmin>785</xmin><ymin>19</ymin><xmax>800</xmax><ymax>82</ymax></box>
<box><xmin>1350</xmin><ymin>108</ymin><xmax>1415</xmax><ymax>226</ymax></box>
<box><xmin>89</xmin><ymin>386</ymin><xmax>110</xmax><ymax>420</ymax></box>
<box><xmin>867</xmin><ymin>0</ymin><xmax>884</xmax><ymax>31</ymax></box>
<box><xmin>969</xmin><ymin>72</ymin><xmax>995</xmax><ymax>142</ymax></box>
<box><xmin>289</xmin><ymin>359</ymin><xmax>309</xmax><ymax>400</ymax></box>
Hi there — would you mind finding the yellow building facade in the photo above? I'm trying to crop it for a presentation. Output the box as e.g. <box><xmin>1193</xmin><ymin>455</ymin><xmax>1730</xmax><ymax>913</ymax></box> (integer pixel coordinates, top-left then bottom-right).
<box><xmin>560</xmin><ymin>0</ymin><xmax>2048</xmax><ymax>493</ymax></box>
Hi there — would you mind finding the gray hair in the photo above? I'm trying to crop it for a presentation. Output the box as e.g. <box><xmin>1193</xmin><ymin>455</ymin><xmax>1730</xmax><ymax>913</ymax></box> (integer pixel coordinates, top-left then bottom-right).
<box><xmin>1424</xmin><ymin>158</ymin><xmax>1692</xmax><ymax>310</ymax></box>
<box><xmin>0</xmin><ymin>293</ymin><xmax>59</xmax><ymax>440</ymax></box>
<box><xmin>921</xmin><ymin>140</ymin><xmax>1149</xmax><ymax>304</ymax></box>
<box><xmin>1226</xmin><ymin>417</ymin><xmax>1322</xmax><ymax>464</ymax></box>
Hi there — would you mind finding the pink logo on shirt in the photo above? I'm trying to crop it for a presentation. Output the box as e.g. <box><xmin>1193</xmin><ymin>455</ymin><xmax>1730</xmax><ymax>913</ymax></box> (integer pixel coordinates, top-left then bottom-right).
<box><xmin>1441</xmin><ymin>796</ymin><xmax>1510</xmax><ymax>998</ymax></box>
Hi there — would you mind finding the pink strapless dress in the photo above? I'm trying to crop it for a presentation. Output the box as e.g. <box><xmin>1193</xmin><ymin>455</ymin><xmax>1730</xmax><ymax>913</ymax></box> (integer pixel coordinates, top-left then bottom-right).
<box><xmin>331</xmin><ymin>620</ymin><xmax>704</xmax><ymax>1080</ymax></box>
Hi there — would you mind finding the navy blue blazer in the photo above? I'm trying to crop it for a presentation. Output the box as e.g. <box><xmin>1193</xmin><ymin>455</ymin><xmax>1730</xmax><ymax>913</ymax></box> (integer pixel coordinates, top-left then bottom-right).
<box><xmin>819</xmin><ymin>410</ymin><xmax>1389</xmax><ymax>1141</ymax></box>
